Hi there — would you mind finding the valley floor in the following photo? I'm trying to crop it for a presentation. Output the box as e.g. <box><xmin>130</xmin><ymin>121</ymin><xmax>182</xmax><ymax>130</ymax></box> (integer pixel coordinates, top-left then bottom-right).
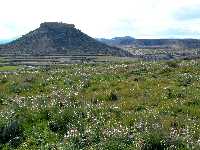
<box><xmin>0</xmin><ymin>60</ymin><xmax>200</xmax><ymax>149</ymax></box>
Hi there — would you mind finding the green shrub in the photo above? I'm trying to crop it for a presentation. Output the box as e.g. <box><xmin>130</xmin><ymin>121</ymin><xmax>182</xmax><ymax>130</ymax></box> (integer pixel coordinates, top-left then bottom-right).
<box><xmin>166</xmin><ymin>61</ymin><xmax>179</xmax><ymax>68</ymax></box>
<box><xmin>0</xmin><ymin>92</ymin><xmax>7</xmax><ymax>105</ymax></box>
<box><xmin>0</xmin><ymin>121</ymin><xmax>24</xmax><ymax>148</ymax></box>
<box><xmin>9</xmin><ymin>82</ymin><xmax>33</xmax><ymax>94</ymax></box>
<box><xmin>142</xmin><ymin>132</ymin><xmax>166</xmax><ymax>150</ymax></box>
<box><xmin>108</xmin><ymin>91</ymin><xmax>118</xmax><ymax>101</ymax></box>
<box><xmin>0</xmin><ymin>76</ymin><xmax>8</xmax><ymax>84</ymax></box>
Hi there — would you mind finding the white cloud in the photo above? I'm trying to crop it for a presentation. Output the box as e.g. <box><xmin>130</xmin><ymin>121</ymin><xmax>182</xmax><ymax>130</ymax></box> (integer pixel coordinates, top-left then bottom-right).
<box><xmin>1</xmin><ymin>0</ymin><xmax>200</xmax><ymax>39</ymax></box>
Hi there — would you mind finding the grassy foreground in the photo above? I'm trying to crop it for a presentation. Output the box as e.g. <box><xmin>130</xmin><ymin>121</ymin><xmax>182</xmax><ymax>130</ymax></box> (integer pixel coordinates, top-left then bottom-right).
<box><xmin>0</xmin><ymin>60</ymin><xmax>200</xmax><ymax>149</ymax></box>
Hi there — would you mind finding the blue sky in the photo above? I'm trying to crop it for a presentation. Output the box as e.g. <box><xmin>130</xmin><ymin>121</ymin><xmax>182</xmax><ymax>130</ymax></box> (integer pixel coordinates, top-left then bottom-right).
<box><xmin>0</xmin><ymin>0</ymin><xmax>200</xmax><ymax>39</ymax></box>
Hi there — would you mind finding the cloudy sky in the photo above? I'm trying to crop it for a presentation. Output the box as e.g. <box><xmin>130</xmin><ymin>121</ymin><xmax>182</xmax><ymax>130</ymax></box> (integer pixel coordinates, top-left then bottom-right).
<box><xmin>1</xmin><ymin>0</ymin><xmax>200</xmax><ymax>39</ymax></box>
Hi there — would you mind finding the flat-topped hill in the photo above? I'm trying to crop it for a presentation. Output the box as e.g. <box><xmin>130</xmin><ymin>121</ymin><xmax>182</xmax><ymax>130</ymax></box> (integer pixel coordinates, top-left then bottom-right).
<box><xmin>0</xmin><ymin>22</ymin><xmax>131</xmax><ymax>57</ymax></box>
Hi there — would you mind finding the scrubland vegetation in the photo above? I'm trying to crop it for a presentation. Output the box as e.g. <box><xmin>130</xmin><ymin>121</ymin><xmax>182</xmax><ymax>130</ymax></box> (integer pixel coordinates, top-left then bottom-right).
<box><xmin>0</xmin><ymin>60</ymin><xmax>200</xmax><ymax>149</ymax></box>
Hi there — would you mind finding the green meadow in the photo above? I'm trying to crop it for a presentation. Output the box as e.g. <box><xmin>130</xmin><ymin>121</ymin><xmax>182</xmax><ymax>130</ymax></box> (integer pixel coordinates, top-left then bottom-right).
<box><xmin>0</xmin><ymin>60</ymin><xmax>200</xmax><ymax>149</ymax></box>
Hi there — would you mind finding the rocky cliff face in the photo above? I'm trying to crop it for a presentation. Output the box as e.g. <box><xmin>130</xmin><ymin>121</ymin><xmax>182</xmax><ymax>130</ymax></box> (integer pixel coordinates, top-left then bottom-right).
<box><xmin>0</xmin><ymin>22</ymin><xmax>132</xmax><ymax>57</ymax></box>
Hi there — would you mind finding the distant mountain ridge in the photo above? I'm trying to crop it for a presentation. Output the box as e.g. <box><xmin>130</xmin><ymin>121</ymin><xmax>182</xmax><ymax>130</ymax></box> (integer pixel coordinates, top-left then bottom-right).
<box><xmin>97</xmin><ymin>36</ymin><xmax>135</xmax><ymax>46</ymax></box>
<box><xmin>0</xmin><ymin>22</ymin><xmax>132</xmax><ymax>57</ymax></box>
<box><xmin>97</xmin><ymin>37</ymin><xmax>200</xmax><ymax>49</ymax></box>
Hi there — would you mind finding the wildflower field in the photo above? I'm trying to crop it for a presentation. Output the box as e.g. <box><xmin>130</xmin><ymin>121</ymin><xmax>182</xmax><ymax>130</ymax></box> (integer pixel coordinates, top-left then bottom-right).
<box><xmin>0</xmin><ymin>60</ymin><xmax>200</xmax><ymax>149</ymax></box>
